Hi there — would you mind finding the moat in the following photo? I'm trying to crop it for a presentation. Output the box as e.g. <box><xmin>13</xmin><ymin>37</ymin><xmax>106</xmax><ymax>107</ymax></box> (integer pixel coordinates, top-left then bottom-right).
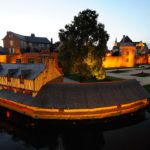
<box><xmin>0</xmin><ymin>108</ymin><xmax>150</xmax><ymax>150</ymax></box>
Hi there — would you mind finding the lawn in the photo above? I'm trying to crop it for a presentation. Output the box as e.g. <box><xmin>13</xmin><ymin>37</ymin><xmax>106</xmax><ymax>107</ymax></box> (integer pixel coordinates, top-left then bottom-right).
<box><xmin>143</xmin><ymin>84</ymin><xmax>150</xmax><ymax>93</ymax></box>
<box><xmin>65</xmin><ymin>74</ymin><xmax>124</xmax><ymax>82</ymax></box>
<box><xmin>131</xmin><ymin>72</ymin><xmax>150</xmax><ymax>77</ymax></box>
<box><xmin>108</xmin><ymin>69</ymin><xmax>131</xmax><ymax>73</ymax></box>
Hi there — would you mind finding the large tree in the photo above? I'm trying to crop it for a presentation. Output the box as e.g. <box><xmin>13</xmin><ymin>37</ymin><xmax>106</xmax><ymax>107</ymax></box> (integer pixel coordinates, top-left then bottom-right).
<box><xmin>58</xmin><ymin>9</ymin><xmax>109</xmax><ymax>80</ymax></box>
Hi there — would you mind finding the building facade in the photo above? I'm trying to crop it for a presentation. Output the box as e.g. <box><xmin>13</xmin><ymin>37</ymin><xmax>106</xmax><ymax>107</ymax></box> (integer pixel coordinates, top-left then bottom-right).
<box><xmin>103</xmin><ymin>35</ymin><xmax>150</xmax><ymax>68</ymax></box>
<box><xmin>3</xmin><ymin>31</ymin><xmax>50</xmax><ymax>54</ymax></box>
<box><xmin>0</xmin><ymin>31</ymin><xmax>63</xmax><ymax>97</ymax></box>
<box><xmin>0</xmin><ymin>31</ymin><xmax>52</xmax><ymax>64</ymax></box>
<box><xmin>0</xmin><ymin>55</ymin><xmax>63</xmax><ymax>97</ymax></box>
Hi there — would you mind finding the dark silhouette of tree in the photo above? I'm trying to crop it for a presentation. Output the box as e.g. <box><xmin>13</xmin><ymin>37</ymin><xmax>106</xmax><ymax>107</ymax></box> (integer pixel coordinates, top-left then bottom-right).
<box><xmin>58</xmin><ymin>9</ymin><xmax>109</xmax><ymax>80</ymax></box>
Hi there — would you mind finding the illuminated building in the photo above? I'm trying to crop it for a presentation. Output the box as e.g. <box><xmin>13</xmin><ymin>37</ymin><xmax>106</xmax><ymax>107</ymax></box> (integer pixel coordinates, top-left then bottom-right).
<box><xmin>103</xmin><ymin>35</ymin><xmax>150</xmax><ymax>68</ymax></box>
<box><xmin>0</xmin><ymin>79</ymin><xmax>149</xmax><ymax>120</ymax></box>
<box><xmin>0</xmin><ymin>31</ymin><xmax>51</xmax><ymax>64</ymax></box>
<box><xmin>0</xmin><ymin>31</ymin><xmax>63</xmax><ymax>97</ymax></box>
<box><xmin>0</xmin><ymin>32</ymin><xmax>149</xmax><ymax>121</ymax></box>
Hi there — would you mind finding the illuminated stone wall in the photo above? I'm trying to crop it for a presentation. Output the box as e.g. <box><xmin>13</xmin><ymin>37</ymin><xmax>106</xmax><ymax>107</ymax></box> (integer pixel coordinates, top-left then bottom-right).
<box><xmin>147</xmin><ymin>54</ymin><xmax>150</xmax><ymax>64</ymax></box>
<box><xmin>135</xmin><ymin>56</ymin><xmax>148</xmax><ymax>65</ymax></box>
<box><xmin>103</xmin><ymin>45</ymin><xmax>136</xmax><ymax>68</ymax></box>
<box><xmin>6</xmin><ymin>53</ymin><xmax>41</xmax><ymax>64</ymax></box>
<box><xmin>120</xmin><ymin>46</ymin><xmax>136</xmax><ymax>67</ymax></box>
<box><xmin>103</xmin><ymin>56</ymin><xmax>123</xmax><ymax>68</ymax></box>
<box><xmin>0</xmin><ymin>55</ymin><xmax>7</xmax><ymax>63</ymax></box>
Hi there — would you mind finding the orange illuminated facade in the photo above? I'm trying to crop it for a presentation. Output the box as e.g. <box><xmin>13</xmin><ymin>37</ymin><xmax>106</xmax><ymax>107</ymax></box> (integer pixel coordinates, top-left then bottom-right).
<box><xmin>0</xmin><ymin>97</ymin><xmax>148</xmax><ymax>120</ymax></box>
<box><xmin>0</xmin><ymin>55</ymin><xmax>63</xmax><ymax>97</ymax></box>
<box><xmin>1</xmin><ymin>31</ymin><xmax>52</xmax><ymax>64</ymax></box>
<box><xmin>0</xmin><ymin>79</ymin><xmax>149</xmax><ymax>120</ymax></box>
<box><xmin>0</xmin><ymin>31</ymin><xmax>63</xmax><ymax>97</ymax></box>
<box><xmin>103</xmin><ymin>35</ymin><xmax>150</xmax><ymax>68</ymax></box>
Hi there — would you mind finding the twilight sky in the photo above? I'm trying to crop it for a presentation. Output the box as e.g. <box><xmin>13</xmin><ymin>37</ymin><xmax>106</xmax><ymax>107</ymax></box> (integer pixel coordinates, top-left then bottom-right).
<box><xmin>0</xmin><ymin>0</ymin><xmax>150</xmax><ymax>49</ymax></box>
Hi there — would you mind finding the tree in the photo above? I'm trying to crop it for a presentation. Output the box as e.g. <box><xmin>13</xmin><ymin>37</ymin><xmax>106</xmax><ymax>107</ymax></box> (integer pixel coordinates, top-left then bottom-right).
<box><xmin>58</xmin><ymin>9</ymin><xmax>109</xmax><ymax>80</ymax></box>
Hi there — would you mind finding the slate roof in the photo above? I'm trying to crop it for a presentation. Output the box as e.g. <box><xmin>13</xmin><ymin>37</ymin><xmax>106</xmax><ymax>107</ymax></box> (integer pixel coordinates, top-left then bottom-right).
<box><xmin>8</xmin><ymin>31</ymin><xmax>50</xmax><ymax>44</ymax></box>
<box><xmin>0</xmin><ymin>63</ymin><xmax>45</xmax><ymax>80</ymax></box>
<box><xmin>120</xmin><ymin>35</ymin><xmax>133</xmax><ymax>43</ymax></box>
<box><xmin>0</xmin><ymin>79</ymin><xmax>149</xmax><ymax>109</ymax></box>
<box><xmin>120</xmin><ymin>35</ymin><xmax>134</xmax><ymax>46</ymax></box>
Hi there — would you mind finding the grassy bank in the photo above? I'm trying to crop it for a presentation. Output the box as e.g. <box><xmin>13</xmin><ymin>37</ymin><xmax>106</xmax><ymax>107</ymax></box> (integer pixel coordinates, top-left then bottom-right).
<box><xmin>143</xmin><ymin>84</ymin><xmax>150</xmax><ymax>93</ymax></box>
<box><xmin>65</xmin><ymin>74</ymin><xmax>124</xmax><ymax>82</ymax></box>
<box><xmin>65</xmin><ymin>74</ymin><xmax>150</xmax><ymax>94</ymax></box>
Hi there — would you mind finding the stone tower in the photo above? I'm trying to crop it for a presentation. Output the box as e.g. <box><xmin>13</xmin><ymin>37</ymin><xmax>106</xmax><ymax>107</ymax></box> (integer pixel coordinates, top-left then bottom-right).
<box><xmin>120</xmin><ymin>35</ymin><xmax>136</xmax><ymax>67</ymax></box>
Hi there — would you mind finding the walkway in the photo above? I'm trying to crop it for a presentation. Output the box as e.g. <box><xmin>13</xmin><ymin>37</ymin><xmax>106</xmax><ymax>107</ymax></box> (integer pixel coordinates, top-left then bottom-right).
<box><xmin>106</xmin><ymin>66</ymin><xmax>150</xmax><ymax>86</ymax></box>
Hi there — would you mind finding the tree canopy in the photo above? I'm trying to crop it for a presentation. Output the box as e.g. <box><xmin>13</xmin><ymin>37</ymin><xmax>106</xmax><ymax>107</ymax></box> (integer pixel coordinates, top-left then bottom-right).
<box><xmin>58</xmin><ymin>9</ymin><xmax>109</xmax><ymax>80</ymax></box>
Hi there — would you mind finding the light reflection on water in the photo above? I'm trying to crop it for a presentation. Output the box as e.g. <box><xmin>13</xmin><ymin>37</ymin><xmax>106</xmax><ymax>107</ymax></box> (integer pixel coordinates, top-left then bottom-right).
<box><xmin>0</xmin><ymin>109</ymin><xmax>150</xmax><ymax>150</ymax></box>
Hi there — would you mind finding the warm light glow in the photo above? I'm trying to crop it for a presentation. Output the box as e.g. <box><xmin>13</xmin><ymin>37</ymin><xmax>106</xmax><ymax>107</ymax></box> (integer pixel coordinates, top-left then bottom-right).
<box><xmin>103</xmin><ymin>46</ymin><xmax>136</xmax><ymax>68</ymax></box>
<box><xmin>136</xmin><ymin>41</ymin><xmax>145</xmax><ymax>47</ymax></box>
<box><xmin>0</xmin><ymin>97</ymin><xmax>148</xmax><ymax>120</ymax></box>
<box><xmin>83</xmin><ymin>50</ymin><xmax>106</xmax><ymax>80</ymax></box>
<box><xmin>6</xmin><ymin>111</ymin><xmax>10</xmax><ymax>118</ymax></box>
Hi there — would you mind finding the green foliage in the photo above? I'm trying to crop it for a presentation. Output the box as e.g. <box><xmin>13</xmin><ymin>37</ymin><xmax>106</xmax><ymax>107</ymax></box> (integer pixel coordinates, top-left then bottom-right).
<box><xmin>58</xmin><ymin>9</ymin><xmax>109</xmax><ymax>80</ymax></box>
<box><xmin>131</xmin><ymin>72</ymin><xmax>150</xmax><ymax>77</ymax></box>
<box><xmin>143</xmin><ymin>84</ymin><xmax>150</xmax><ymax>93</ymax></box>
<box><xmin>109</xmin><ymin>69</ymin><xmax>131</xmax><ymax>73</ymax></box>
<box><xmin>65</xmin><ymin>74</ymin><xmax>124</xmax><ymax>82</ymax></box>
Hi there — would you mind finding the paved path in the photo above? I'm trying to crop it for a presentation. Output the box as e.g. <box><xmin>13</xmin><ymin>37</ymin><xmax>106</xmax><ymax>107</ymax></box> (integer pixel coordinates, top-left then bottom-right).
<box><xmin>106</xmin><ymin>65</ymin><xmax>150</xmax><ymax>85</ymax></box>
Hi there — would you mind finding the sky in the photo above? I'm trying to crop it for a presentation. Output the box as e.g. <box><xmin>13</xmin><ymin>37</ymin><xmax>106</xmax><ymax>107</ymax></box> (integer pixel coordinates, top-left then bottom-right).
<box><xmin>0</xmin><ymin>0</ymin><xmax>150</xmax><ymax>49</ymax></box>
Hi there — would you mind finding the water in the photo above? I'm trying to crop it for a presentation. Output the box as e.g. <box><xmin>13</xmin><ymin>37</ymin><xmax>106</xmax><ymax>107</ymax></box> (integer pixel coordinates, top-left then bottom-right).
<box><xmin>0</xmin><ymin>109</ymin><xmax>150</xmax><ymax>150</ymax></box>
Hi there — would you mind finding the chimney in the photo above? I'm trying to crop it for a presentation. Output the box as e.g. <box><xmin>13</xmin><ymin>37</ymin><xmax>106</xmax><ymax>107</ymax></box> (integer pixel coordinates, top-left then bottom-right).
<box><xmin>50</xmin><ymin>38</ymin><xmax>53</xmax><ymax>44</ymax></box>
<box><xmin>31</xmin><ymin>33</ymin><xmax>35</xmax><ymax>37</ymax></box>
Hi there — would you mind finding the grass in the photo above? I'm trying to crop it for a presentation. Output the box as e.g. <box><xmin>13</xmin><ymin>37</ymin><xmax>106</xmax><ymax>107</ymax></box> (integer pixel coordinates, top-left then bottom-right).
<box><xmin>65</xmin><ymin>73</ymin><xmax>150</xmax><ymax>94</ymax></box>
<box><xmin>65</xmin><ymin>73</ymin><xmax>124</xmax><ymax>82</ymax></box>
<box><xmin>108</xmin><ymin>69</ymin><xmax>131</xmax><ymax>73</ymax></box>
<box><xmin>131</xmin><ymin>72</ymin><xmax>150</xmax><ymax>77</ymax></box>
<box><xmin>65</xmin><ymin>73</ymin><xmax>81</xmax><ymax>81</ymax></box>
<box><xmin>143</xmin><ymin>84</ymin><xmax>150</xmax><ymax>93</ymax></box>
<box><xmin>104</xmin><ymin>76</ymin><xmax>124</xmax><ymax>81</ymax></box>
<box><xmin>135</xmin><ymin>65</ymin><xmax>150</xmax><ymax>70</ymax></box>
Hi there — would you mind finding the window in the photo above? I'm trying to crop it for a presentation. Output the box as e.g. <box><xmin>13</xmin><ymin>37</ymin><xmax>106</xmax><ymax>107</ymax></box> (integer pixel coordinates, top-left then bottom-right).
<box><xmin>38</xmin><ymin>58</ymin><xmax>42</xmax><ymax>63</ymax></box>
<box><xmin>7</xmin><ymin>76</ymin><xmax>11</xmax><ymax>82</ymax></box>
<box><xmin>9</xmin><ymin>48</ymin><xmax>14</xmax><ymax>54</ymax></box>
<box><xmin>28</xmin><ymin>58</ymin><xmax>34</xmax><ymax>64</ymax></box>
<box><xmin>16</xmin><ymin>59</ymin><xmax>21</xmax><ymax>64</ymax></box>
<box><xmin>126</xmin><ymin>51</ymin><xmax>129</xmax><ymax>55</ymax></box>
<box><xmin>125</xmin><ymin>58</ymin><xmax>129</xmax><ymax>62</ymax></box>
<box><xmin>20</xmin><ymin>77</ymin><xmax>24</xmax><ymax>84</ymax></box>
<box><xmin>29</xmin><ymin>43</ymin><xmax>32</xmax><ymax>47</ymax></box>
<box><xmin>10</xmin><ymin>40</ymin><xmax>13</xmax><ymax>46</ymax></box>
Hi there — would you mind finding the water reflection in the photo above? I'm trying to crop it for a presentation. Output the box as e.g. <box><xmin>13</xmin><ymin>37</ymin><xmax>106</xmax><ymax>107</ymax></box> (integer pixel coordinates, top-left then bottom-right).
<box><xmin>62</xmin><ymin>127</ymin><xmax>105</xmax><ymax>150</ymax></box>
<box><xmin>0</xmin><ymin>109</ymin><xmax>149</xmax><ymax>150</ymax></box>
<box><xmin>0</xmin><ymin>122</ymin><xmax>106</xmax><ymax>150</ymax></box>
